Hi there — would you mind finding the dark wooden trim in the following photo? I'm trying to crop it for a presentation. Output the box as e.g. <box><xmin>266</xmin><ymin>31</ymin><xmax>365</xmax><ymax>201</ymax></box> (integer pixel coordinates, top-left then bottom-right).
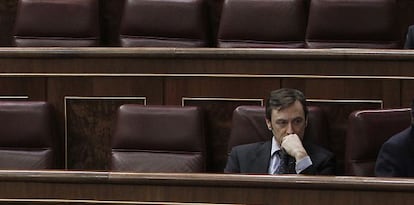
<box><xmin>0</xmin><ymin>171</ymin><xmax>413</xmax><ymax>205</ymax></box>
<box><xmin>0</xmin><ymin>47</ymin><xmax>413</xmax><ymax>60</ymax></box>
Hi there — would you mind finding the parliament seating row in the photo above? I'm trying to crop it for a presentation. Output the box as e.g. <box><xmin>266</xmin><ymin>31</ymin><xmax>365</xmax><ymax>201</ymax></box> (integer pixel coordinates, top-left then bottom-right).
<box><xmin>218</xmin><ymin>0</ymin><xmax>399</xmax><ymax>48</ymax></box>
<box><xmin>13</xmin><ymin>0</ymin><xmax>401</xmax><ymax>48</ymax></box>
<box><xmin>0</xmin><ymin>101</ymin><xmax>410</xmax><ymax>177</ymax></box>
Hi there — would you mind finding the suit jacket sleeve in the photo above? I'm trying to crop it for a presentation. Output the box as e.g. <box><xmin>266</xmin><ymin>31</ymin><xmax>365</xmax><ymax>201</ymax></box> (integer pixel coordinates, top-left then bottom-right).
<box><xmin>375</xmin><ymin>140</ymin><xmax>405</xmax><ymax>177</ymax></box>
<box><xmin>224</xmin><ymin>147</ymin><xmax>241</xmax><ymax>173</ymax></box>
<box><xmin>300</xmin><ymin>153</ymin><xmax>335</xmax><ymax>175</ymax></box>
<box><xmin>300</xmin><ymin>143</ymin><xmax>336</xmax><ymax>175</ymax></box>
<box><xmin>404</xmin><ymin>25</ymin><xmax>414</xmax><ymax>49</ymax></box>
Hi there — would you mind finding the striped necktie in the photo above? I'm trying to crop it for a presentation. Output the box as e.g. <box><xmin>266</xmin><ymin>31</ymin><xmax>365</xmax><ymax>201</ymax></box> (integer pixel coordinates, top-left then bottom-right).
<box><xmin>275</xmin><ymin>150</ymin><xmax>296</xmax><ymax>174</ymax></box>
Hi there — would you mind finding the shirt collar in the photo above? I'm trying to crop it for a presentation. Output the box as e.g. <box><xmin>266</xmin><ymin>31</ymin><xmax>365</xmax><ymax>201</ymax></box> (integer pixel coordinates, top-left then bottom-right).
<box><xmin>270</xmin><ymin>136</ymin><xmax>281</xmax><ymax>156</ymax></box>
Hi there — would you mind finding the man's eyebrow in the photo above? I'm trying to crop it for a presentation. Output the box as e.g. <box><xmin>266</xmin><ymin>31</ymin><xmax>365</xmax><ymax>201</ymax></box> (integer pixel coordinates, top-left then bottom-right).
<box><xmin>293</xmin><ymin>116</ymin><xmax>305</xmax><ymax>119</ymax></box>
<box><xmin>274</xmin><ymin>116</ymin><xmax>304</xmax><ymax>121</ymax></box>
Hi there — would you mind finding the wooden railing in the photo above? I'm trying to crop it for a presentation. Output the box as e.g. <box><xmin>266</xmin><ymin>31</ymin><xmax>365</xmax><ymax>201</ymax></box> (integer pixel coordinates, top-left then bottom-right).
<box><xmin>0</xmin><ymin>170</ymin><xmax>412</xmax><ymax>205</ymax></box>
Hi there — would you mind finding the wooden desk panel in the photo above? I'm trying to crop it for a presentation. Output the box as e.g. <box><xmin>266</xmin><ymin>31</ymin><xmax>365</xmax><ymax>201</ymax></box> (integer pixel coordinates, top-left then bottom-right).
<box><xmin>0</xmin><ymin>48</ymin><xmax>413</xmax><ymax>74</ymax></box>
<box><xmin>0</xmin><ymin>171</ymin><xmax>413</xmax><ymax>205</ymax></box>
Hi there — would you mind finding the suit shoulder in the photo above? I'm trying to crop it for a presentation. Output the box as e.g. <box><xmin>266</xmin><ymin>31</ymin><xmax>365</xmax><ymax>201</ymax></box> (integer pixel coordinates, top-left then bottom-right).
<box><xmin>381</xmin><ymin>127</ymin><xmax>413</xmax><ymax>153</ymax></box>
<box><xmin>384</xmin><ymin>127</ymin><xmax>412</xmax><ymax>145</ymax></box>
<box><xmin>409</xmin><ymin>25</ymin><xmax>414</xmax><ymax>33</ymax></box>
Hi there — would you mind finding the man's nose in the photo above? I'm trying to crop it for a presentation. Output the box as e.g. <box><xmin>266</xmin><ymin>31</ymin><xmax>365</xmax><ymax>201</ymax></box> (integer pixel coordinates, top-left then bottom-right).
<box><xmin>286</xmin><ymin>122</ymin><xmax>294</xmax><ymax>134</ymax></box>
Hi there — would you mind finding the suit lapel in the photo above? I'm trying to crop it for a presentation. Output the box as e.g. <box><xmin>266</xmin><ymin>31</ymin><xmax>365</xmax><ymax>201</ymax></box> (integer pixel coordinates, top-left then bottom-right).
<box><xmin>248</xmin><ymin>141</ymin><xmax>272</xmax><ymax>173</ymax></box>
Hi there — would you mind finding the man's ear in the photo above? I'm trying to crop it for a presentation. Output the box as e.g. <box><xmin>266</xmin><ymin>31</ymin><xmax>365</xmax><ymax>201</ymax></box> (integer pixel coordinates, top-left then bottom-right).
<box><xmin>265</xmin><ymin>118</ymin><xmax>272</xmax><ymax>130</ymax></box>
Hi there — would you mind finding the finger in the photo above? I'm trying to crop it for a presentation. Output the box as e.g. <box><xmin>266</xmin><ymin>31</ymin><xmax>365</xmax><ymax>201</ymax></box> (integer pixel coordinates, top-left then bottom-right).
<box><xmin>283</xmin><ymin>133</ymin><xmax>293</xmax><ymax>139</ymax></box>
<box><xmin>281</xmin><ymin>135</ymin><xmax>293</xmax><ymax>147</ymax></box>
<box><xmin>282</xmin><ymin>133</ymin><xmax>295</xmax><ymax>142</ymax></box>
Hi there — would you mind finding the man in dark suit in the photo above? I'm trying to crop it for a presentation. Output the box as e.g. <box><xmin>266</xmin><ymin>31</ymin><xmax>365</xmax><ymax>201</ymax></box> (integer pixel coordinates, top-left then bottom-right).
<box><xmin>404</xmin><ymin>25</ymin><xmax>414</xmax><ymax>49</ymax></box>
<box><xmin>375</xmin><ymin>100</ymin><xmax>414</xmax><ymax>177</ymax></box>
<box><xmin>224</xmin><ymin>88</ymin><xmax>335</xmax><ymax>175</ymax></box>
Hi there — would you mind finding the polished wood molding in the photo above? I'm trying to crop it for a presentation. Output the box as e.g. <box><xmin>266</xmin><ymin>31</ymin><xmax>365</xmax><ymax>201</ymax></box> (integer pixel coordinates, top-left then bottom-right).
<box><xmin>0</xmin><ymin>47</ymin><xmax>413</xmax><ymax>60</ymax></box>
<box><xmin>0</xmin><ymin>170</ymin><xmax>413</xmax><ymax>205</ymax></box>
<box><xmin>0</xmin><ymin>170</ymin><xmax>411</xmax><ymax>191</ymax></box>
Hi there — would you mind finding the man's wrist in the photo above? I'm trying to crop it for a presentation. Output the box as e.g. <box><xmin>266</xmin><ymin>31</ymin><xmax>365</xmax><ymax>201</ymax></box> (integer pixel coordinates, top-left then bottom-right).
<box><xmin>294</xmin><ymin>150</ymin><xmax>308</xmax><ymax>161</ymax></box>
<box><xmin>296</xmin><ymin>156</ymin><xmax>313</xmax><ymax>174</ymax></box>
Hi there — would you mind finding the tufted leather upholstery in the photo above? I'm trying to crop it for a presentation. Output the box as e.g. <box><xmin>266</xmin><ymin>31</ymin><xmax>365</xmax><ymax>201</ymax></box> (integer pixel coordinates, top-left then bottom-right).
<box><xmin>119</xmin><ymin>0</ymin><xmax>209</xmax><ymax>47</ymax></box>
<box><xmin>345</xmin><ymin>108</ymin><xmax>411</xmax><ymax>176</ymax></box>
<box><xmin>13</xmin><ymin>0</ymin><xmax>100</xmax><ymax>47</ymax></box>
<box><xmin>217</xmin><ymin>0</ymin><xmax>308</xmax><ymax>48</ymax></box>
<box><xmin>111</xmin><ymin>105</ymin><xmax>205</xmax><ymax>172</ymax></box>
<box><xmin>0</xmin><ymin>101</ymin><xmax>56</xmax><ymax>169</ymax></box>
<box><xmin>228</xmin><ymin>105</ymin><xmax>330</xmax><ymax>152</ymax></box>
<box><xmin>306</xmin><ymin>0</ymin><xmax>400</xmax><ymax>48</ymax></box>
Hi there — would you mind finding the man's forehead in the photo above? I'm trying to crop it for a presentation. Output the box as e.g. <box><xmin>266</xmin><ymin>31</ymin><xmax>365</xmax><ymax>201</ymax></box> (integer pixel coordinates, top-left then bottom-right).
<box><xmin>273</xmin><ymin>114</ymin><xmax>305</xmax><ymax>121</ymax></box>
<box><xmin>271</xmin><ymin>104</ymin><xmax>304</xmax><ymax>118</ymax></box>
<box><xmin>272</xmin><ymin>101</ymin><xmax>304</xmax><ymax>112</ymax></box>
<box><xmin>271</xmin><ymin>109</ymin><xmax>305</xmax><ymax>119</ymax></box>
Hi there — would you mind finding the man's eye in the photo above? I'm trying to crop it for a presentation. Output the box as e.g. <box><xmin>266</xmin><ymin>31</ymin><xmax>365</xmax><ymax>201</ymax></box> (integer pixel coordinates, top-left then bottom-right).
<box><xmin>293</xmin><ymin>119</ymin><xmax>304</xmax><ymax>124</ymax></box>
<box><xmin>276</xmin><ymin>121</ymin><xmax>288</xmax><ymax>126</ymax></box>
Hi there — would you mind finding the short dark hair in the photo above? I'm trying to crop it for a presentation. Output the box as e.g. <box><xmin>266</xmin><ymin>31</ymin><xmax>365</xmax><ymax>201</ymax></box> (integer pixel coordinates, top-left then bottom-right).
<box><xmin>265</xmin><ymin>88</ymin><xmax>308</xmax><ymax>120</ymax></box>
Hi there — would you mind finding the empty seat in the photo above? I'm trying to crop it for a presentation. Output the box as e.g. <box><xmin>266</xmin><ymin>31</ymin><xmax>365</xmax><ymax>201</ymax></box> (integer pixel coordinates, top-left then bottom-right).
<box><xmin>111</xmin><ymin>105</ymin><xmax>205</xmax><ymax>172</ymax></box>
<box><xmin>13</xmin><ymin>0</ymin><xmax>100</xmax><ymax>47</ymax></box>
<box><xmin>345</xmin><ymin>108</ymin><xmax>411</xmax><ymax>176</ymax></box>
<box><xmin>228</xmin><ymin>105</ymin><xmax>330</xmax><ymax>152</ymax></box>
<box><xmin>0</xmin><ymin>101</ymin><xmax>56</xmax><ymax>169</ymax></box>
<box><xmin>306</xmin><ymin>0</ymin><xmax>400</xmax><ymax>48</ymax></box>
<box><xmin>217</xmin><ymin>0</ymin><xmax>308</xmax><ymax>48</ymax></box>
<box><xmin>119</xmin><ymin>0</ymin><xmax>210</xmax><ymax>47</ymax></box>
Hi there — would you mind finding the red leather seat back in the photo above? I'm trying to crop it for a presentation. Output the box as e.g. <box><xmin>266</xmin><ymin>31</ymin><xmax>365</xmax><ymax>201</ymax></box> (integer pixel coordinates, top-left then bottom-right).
<box><xmin>218</xmin><ymin>0</ymin><xmax>308</xmax><ymax>48</ymax></box>
<box><xmin>345</xmin><ymin>108</ymin><xmax>411</xmax><ymax>176</ymax></box>
<box><xmin>120</xmin><ymin>0</ymin><xmax>210</xmax><ymax>47</ymax></box>
<box><xmin>13</xmin><ymin>0</ymin><xmax>100</xmax><ymax>47</ymax></box>
<box><xmin>306</xmin><ymin>0</ymin><xmax>400</xmax><ymax>48</ymax></box>
<box><xmin>111</xmin><ymin>105</ymin><xmax>206</xmax><ymax>172</ymax></box>
<box><xmin>0</xmin><ymin>101</ymin><xmax>56</xmax><ymax>169</ymax></box>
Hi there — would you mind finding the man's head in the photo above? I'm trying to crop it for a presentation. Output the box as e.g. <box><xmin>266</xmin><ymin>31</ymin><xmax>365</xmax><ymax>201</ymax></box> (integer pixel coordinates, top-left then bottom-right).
<box><xmin>265</xmin><ymin>88</ymin><xmax>308</xmax><ymax>145</ymax></box>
